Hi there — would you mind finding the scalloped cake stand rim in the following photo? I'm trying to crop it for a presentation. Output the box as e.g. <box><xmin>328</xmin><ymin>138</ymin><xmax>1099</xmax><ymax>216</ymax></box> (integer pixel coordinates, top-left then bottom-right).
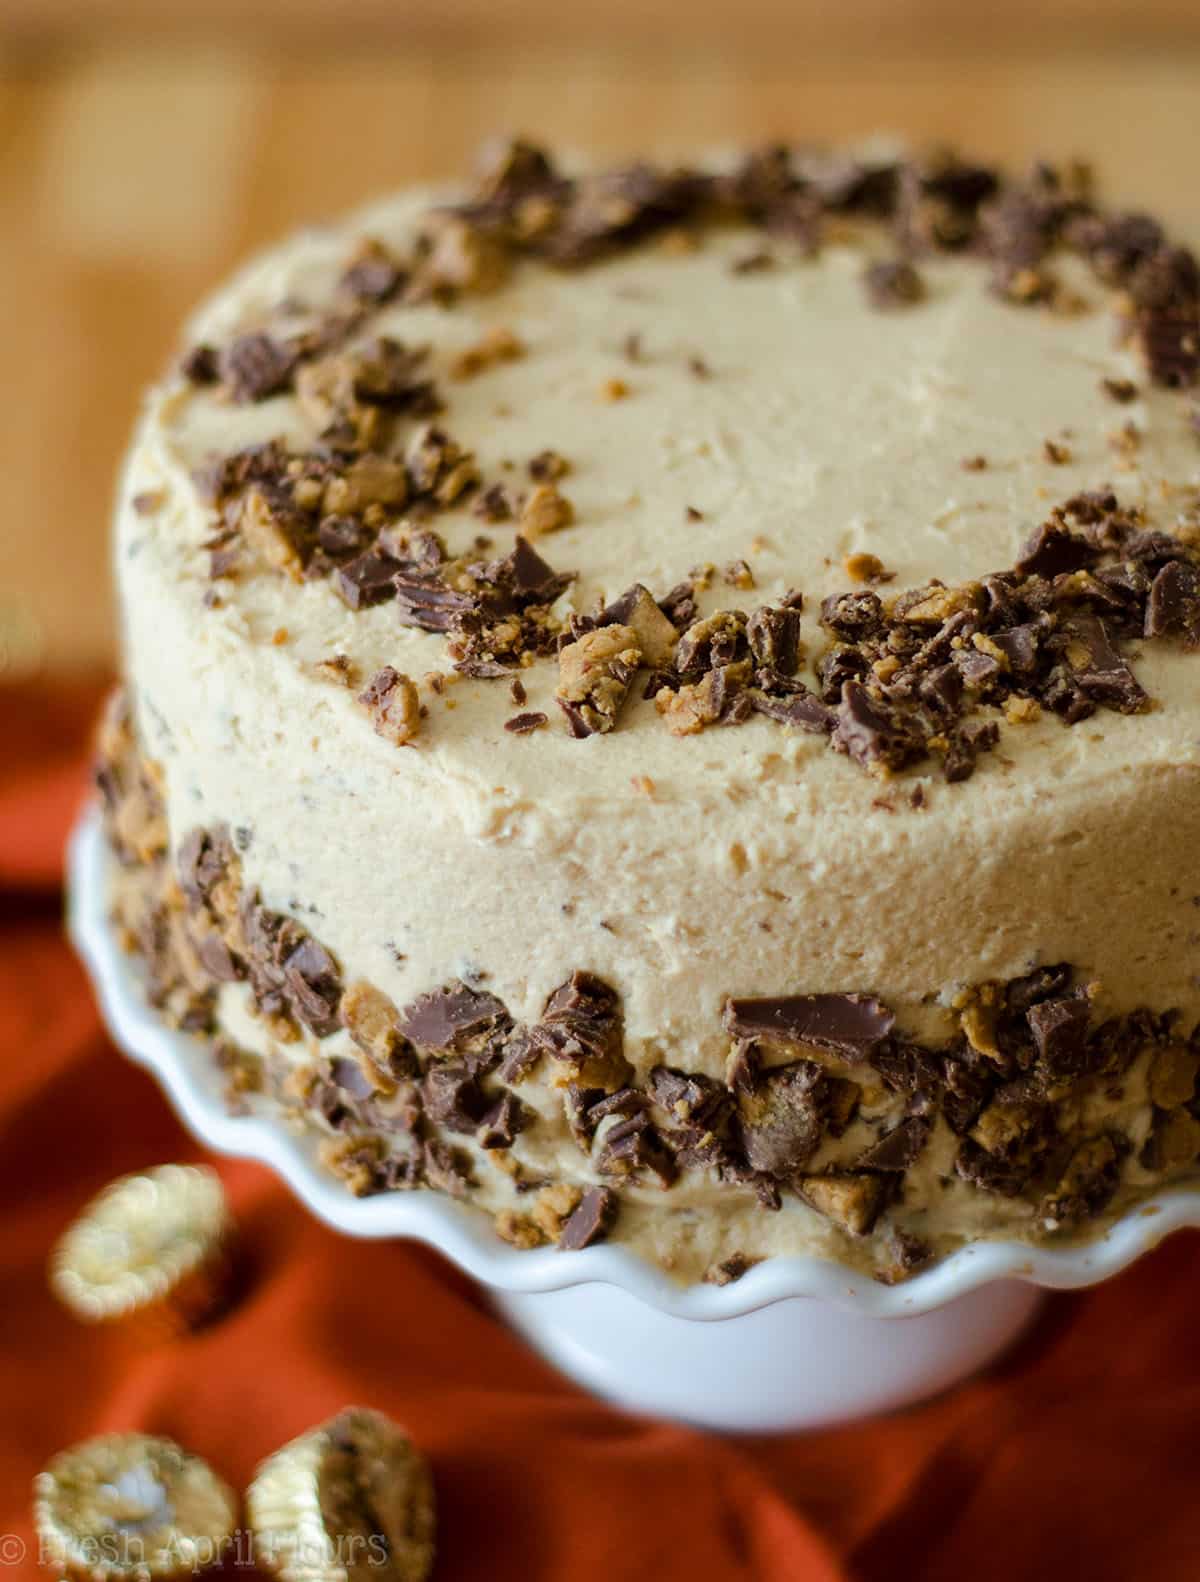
<box><xmin>68</xmin><ymin>806</ymin><xmax>1200</xmax><ymax>1324</ymax></box>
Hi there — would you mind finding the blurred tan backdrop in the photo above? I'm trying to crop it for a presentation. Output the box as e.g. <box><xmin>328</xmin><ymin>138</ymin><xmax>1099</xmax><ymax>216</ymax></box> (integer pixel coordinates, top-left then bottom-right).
<box><xmin>2</xmin><ymin>0</ymin><xmax>1198</xmax><ymax>678</ymax></box>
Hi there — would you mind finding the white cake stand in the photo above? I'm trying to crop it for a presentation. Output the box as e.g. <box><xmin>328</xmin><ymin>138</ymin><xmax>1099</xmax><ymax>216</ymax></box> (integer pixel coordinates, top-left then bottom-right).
<box><xmin>68</xmin><ymin>809</ymin><xmax>1200</xmax><ymax>1432</ymax></box>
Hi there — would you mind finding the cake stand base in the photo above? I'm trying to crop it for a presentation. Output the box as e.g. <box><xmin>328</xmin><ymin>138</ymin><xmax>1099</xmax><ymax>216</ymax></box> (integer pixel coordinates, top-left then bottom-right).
<box><xmin>493</xmin><ymin>1278</ymin><xmax>1045</xmax><ymax>1432</ymax></box>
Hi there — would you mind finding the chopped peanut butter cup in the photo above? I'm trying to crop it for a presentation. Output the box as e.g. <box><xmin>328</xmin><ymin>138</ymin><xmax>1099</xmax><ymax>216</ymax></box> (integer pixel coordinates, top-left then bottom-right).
<box><xmin>51</xmin><ymin>1164</ymin><xmax>233</xmax><ymax>1337</ymax></box>
<box><xmin>247</xmin><ymin>1407</ymin><xmax>435</xmax><ymax>1582</ymax></box>
<box><xmin>33</xmin><ymin>1433</ymin><xmax>237</xmax><ymax>1582</ymax></box>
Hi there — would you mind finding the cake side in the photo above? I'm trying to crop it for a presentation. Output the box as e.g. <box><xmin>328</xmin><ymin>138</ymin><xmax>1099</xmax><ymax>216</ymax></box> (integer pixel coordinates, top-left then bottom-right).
<box><xmin>104</xmin><ymin>141</ymin><xmax>1200</xmax><ymax>1283</ymax></box>
<box><xmin>98</xmin><ymin>695</ymin><xmax>1200</xmax><ymax>1285</ymax></box>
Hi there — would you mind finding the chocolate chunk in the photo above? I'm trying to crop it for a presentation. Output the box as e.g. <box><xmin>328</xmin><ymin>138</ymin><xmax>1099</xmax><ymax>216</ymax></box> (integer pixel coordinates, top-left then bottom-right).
<box><xmin>1064</xmin><ymin>614</ymin><xmax>1147</xmax><ymax>712</ymax></box>
<box><xmin>981</xmin><ymin>183</ymin><xmax>1059</xmax><ymax>277</ymax></box>
<box><xmin>746</xmin><ymin>604</ymin><xmax>802</xmax><ymax>675</ymax></box>
<box><xmin>393</xmin><ymin>572</ymin><xmax>477</xmax><ymax>633</ymax></box>
<box><xmin>496</xmin><ymin>1029</ymin><xmax>538</xmax><ymax>1084</ymax></box>
<box><xmin>453</xmin><ymin>655</ymin><xmax>516</xmax><ymax>681</ymax></box>
<box><xmin>649</xmin><ymin>1070</ymin><xmax>736</xmax><ymax>1170</ymax></box>
<box><xmin>318</xmin><ymin>515</ymin><xmax>370</xmax><ymax>558</ymax></box>
<box><xmin>706</xmin><ymin>1253</ymin><xmax>759</xmax><ymax>1286</ymax></box>
<box><xmin>1014</xmin><ymin>522</ymin><xmax>1099</xmax><ymax>578</ymax></box>
<box><xmin>398</xmin><ymin>981</ymin><xmax>510</xmax><ymax>1051</ymax></box>
<box><xmin>1071</xmin><ymin>210</ymin><xmax>1164</xmax><ymax>283</ymax></box>
<box><xmin>590</xmin><ymin>1088</ymin><xmax>652</xmax><ymax>1124</ymax></box>
<box><xmin>422</xmin><ymin>1064</ymin><xmax>487</xmax><ymax>1132</ymax></box>
<box><xmin>334</xmin><ymin>548</ymin><xmax>405</xmax><ymax>609</ymax></box>
<box><xmin>558</xmin><ymin>1186</ymin><xmax>617</xmax><ymax>1250</ymax></box>
<box><xmin>473</xmin><ymin>135</ymin><xmax>561</xmax><ymax>203</ymax></box>
<box><xmin>594</xmin><ymin>1109</ymin><xmax>677</xmax><ymax>1187</ymax></box>
<box><xmin>220</xmin><ymin>332</ymin><xmax>298</xmax><ymax>402</ymax></box>
<box><xmin>863</xmin><ymin>259</ymin><xmax>925</xmax><ymax>308</ymax></box>
<box><xmin>561</xmin><ymin>1083</ymin><xmax>608</xmax><ymax>1146</ymax></box>
<box><xmin>479</xmin><ymin>537</ymin><xmax>545</xmax><ymax>599</ymax></box>
<box><xmin>1146</xmin><ymin>560</ymin><xmax>1200</xmax><ymax>646</ymax></box>
<box><xmin>658</xmin><ymin>579</ymin><xmax>700</xmax><ymax>630</ymax></box>
<box><xmin>477</xmin><ymin>1091</ymin><xmax>528</xmax><ymax>1149</ymax></box>
<box><xmin>1125</xmin><ymin>528</ymin><xmax>1188</xmax><ymax>568</ymax></box>
<box><xmin>940</xmin><ymin>1053</ymin><xmax>995</xmax><ymax>1135</ymax></box>
<box><xmin>504</xmin><ymin>711</ymin><xmax>548</xmax><ymax>734</ymax></box>
<box><xmin>737</xmin><ymin>1062</ymin><xmax>827</xmax><ymax>1175</ymax></box>
<box><xmin>911</xmin><ymin>155</ymin><xmax>996</xmax><ymax>212</ymax></box>
<box><xmin>282</xmin><ymin>937</ymin><xmax>343</xmax><ymax>1038</ymax></box>
<box><xmin>831</xmin><ymin>683</ymin><xmax>924</xmax><ymax>773</ymax></box>
<box><xmin>531</xmin><ymin>971</ymin><xmax>629</xmax><ymax>1089</ymax></box>
<box><xmin>473</xmin><ymin>482</ymin><xmax>514</xmax><ymax>522</ymax></box>
<box><xmin>1042</xmin><ymin>1133</ymin><xmax>1127</xmax><ymax>1224</ymax></box>
<box><xmin>956</xmin><ymin>1097</ymin><xmax>1056</xmax><ymax>1196</ymax></box>
<box><xmin>1059</xmin><ymin>487</ymin><xmax>1123</xmax><ymax>529</ymax></box>
<box><xmin>205</xmin><ymin>527</ymin><xmax>241</xmax><ymax>580</ymax></box>
<box><xmin>674</xmin><ymin>609</ymin><xmax>749</xmax><ymax>680</ymax></box>
<box><xmin>1028</xmin><ymin>996</ymin><xmax>1091</xmax><ymax>1079</ymax></box>
<box><xmin>238</xmin><ymin>899</ymin><xmax>298</xmax><ymax>1026</ymax></box>
<box><xmin>989</xmin><ymin>623</ymin><xmax>1042</xmax><ymax>676</ymax></box>
<box><xmin>1128</xmin><ymin>246</ymin><xmax>1200</xmax><ymax>388</ymax></box>
<box><xmin>798</xmin><ymin>151</ymin><xmax>899</xmax><ymax>215</ymax></box>
<box><xmin>721</xmin><ymin>146</ymin><xmax>792</xmax><ymax>210</ymax></box>
<box><xmin>177</xmin><ymin>827</ymin><xmax>232</xmax><ymax>910</ymax></box>
<box><xmin>953</xmin><ymin>647</ymin><xmax>1001</xmax><ymax>690</ymax></box>
<box><xmin>1039</xmin><ymin>664</ymin><xmax>1095</xmax><ymax>725</ymax></box>
<box><xmin>528</xmin><ymin>449</ymin><xmax>571</xmax><ymax>482</ymax></box>
<box><xmin>725</xmin><ymin>991</ymin><xmax>894</xmax><ymax>1055</ymax></box>
<box><xmin>422</xmin><ymin>1138</ymin><xmax>472</xmax><ymax>1198</ymax></box>
<box><xmin>180</xmin><ymin>343</ymin><xmax>219</xmax><ymax>384</ymax></box>
<box><xmin>731</xmin><ymin>249</ymin><xmax>774</xmax><ymax>275</ymax></box>
<box><xmin>820</xmin><ymin>590</ymin><xmax>885</xmax><ymax>641</ymax></box>
<box><xmin>879</xmin><ymin>1227</ymin><xmax>935</xmax><ymax>1282</ymax></box>
<box><xmin>339</xmin><ymin>239</ymin><xmax>405</xmax><ymax>304</ymax></box>
<box><xmin>330</xmin><ymin>1055</ymin><xmax>377</xmax><ymax>1102</ymax></box>
<box><xmin>649</xmin><ymin>1065</ymin><xmax>725</xmax><ymax>1124</ymax></box>
<box><xmin>918</xmin><ymin>663</ymin><xmax>964</xmax><ymax>715</ymax></box>
<box><xmin>192</xmin><ymin>438</ymin><xmax>291</xmax><ymax>507</ymax></box>
<box><xmin>748</xmin><ymin>687</ymin><xmax>836</xmax><ymax>734</ymax></box>
<box><xmin>872</xmin><ymin>1038</ymin><xmax>944</xmax><ymax>1099</ymax></box>
<box><xmin>751</xmin><ymin>1177</ymin><xmax>783</xmax><ymax>1212</ymax></box>
<box><xmin>1101</xmin><ymin>377</ymin><xmax>1139</xmax><ymax>404</ymax></box>
<box><xmin>193</xmin><ymin>930</ymin><xmax>240</xmax><ymax>983</ymax></box>
<box><xmin>941</xmin><ymin>717</ymin><xmax>999</xmax><ymax>784</ymax></box>
<box><xmin>853</xmin><ymin>1116</ymin><xmax>931</xmax><ymax>1171</ymax></box>
<box><xmin>809</xmin><ymin>648</ymin><xmax>860</xmax><ymax>705</ymax></box>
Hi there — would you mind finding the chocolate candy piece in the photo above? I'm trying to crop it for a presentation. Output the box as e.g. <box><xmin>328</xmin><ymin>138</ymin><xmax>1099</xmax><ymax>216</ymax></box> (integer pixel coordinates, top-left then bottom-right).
<box><xmin>51</xmin><ymin>1164</ymin><xmax>232</xmax><ymax>1336</ymax></box>
<box><xmin>248</xmin><ymin>1407</ymin><xmax>435</xmax><ymax>1582</ymax></box>
<box><xmin>33</xmin><ymin>1433</ymin><xmax>237</xmax><ymax>1581</ymax></box>
<box><xmin>723</xmin><ymin>991</ymin><xmax>895</xmax><ymax>1057</ymax></box>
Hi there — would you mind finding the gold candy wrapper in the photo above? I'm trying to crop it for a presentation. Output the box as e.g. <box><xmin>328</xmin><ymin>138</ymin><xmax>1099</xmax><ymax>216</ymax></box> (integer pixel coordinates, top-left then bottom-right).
<box><xmin>50</xmin><ymin>1164</ymin><xmax>233</xmax><ymax>1337</ymax></box>
<box><xmin>33</xmin><ymin>1432</ymin><xmax>238</xmax><ymax>1581</ymax></box>
<box><xmin>247</xmin><ymin>1407</ymin><xmax>435</xmax><ymax>1582</ymax></box>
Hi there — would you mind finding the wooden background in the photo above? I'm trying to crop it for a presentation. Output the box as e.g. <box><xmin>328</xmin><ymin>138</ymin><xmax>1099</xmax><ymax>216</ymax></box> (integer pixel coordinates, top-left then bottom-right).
<box><xmin>2</xmin><ymin>0</ymin><xmax>1198</xmax><ymax>679</ymax></box>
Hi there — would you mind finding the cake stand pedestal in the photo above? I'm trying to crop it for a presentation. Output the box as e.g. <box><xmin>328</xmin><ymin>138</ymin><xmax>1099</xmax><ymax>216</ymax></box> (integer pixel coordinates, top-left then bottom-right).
<box><xmin>71</xmin><ymin>808</ymin><xmax>1200</xmax><ymax>1433</ymax></box>
<box><xmin>493</xmin><ymin>1279</ymin><xmax>1042</xmax><ymax>1431</ymax></box>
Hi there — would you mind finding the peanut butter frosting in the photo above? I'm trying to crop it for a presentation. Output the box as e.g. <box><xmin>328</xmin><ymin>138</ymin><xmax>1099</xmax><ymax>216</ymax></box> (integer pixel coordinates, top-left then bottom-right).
<box><xmin>103</xmin><ymin>141</ymin><xmax>1200</xmax><ymax>1282</ymax></box>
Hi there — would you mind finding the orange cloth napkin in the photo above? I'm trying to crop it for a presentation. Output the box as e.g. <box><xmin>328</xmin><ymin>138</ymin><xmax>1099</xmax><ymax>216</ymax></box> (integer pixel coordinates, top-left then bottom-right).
<box><xmin>2</xmin><ymin>679</ymin><xmax>1198</xmax><ymax>1582</ymax></box>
